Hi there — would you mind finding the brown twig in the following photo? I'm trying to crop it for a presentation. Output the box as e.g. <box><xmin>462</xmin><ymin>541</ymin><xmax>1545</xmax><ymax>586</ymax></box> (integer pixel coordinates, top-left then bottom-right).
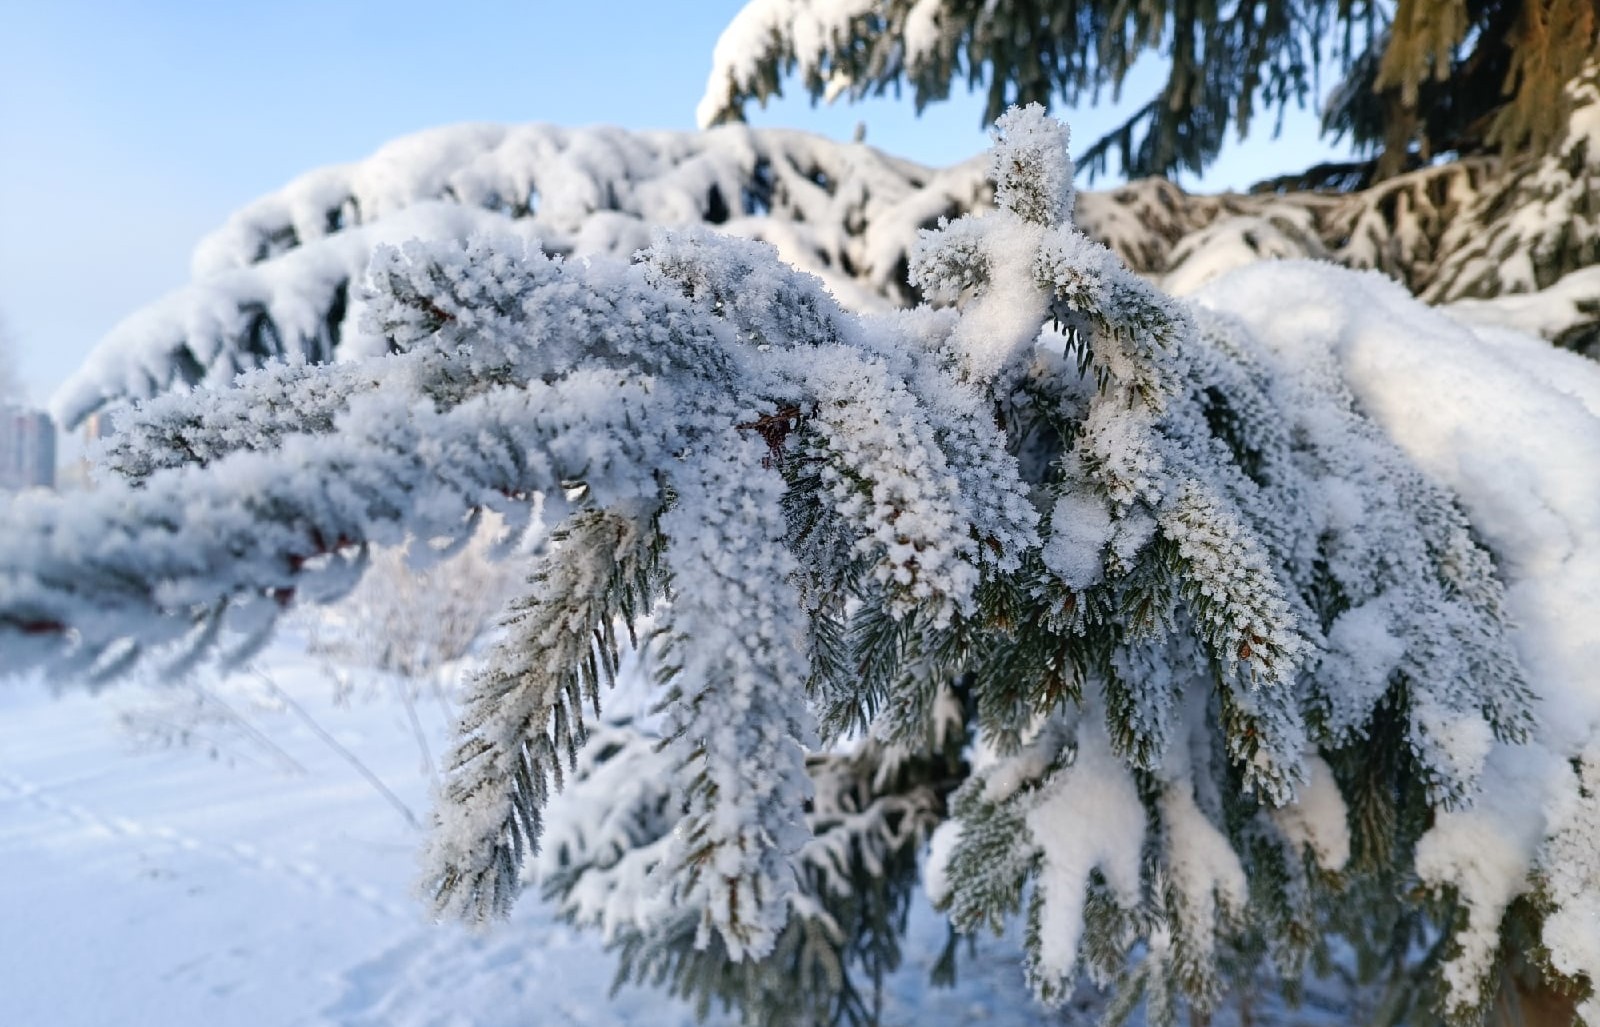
<box><xmin>735</xmin><ymin>405</ymin><xmax>803</xmax><ymax>467</ymax></box>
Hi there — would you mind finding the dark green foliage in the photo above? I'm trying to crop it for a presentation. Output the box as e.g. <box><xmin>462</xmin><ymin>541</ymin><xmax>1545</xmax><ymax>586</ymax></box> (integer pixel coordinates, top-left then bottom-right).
<box><xmin>706</xmin><ymin>0</ymin><xmax>1598</xmax><ymax>182</ymax></box>
<box><xmin>544</xmin><ymin>729</ymin><xmax>956</xmax><ymax>1026</ymax></box>
<box><xmin>427</xmin><ymin>512</ymin><xmax>665</xmax><ymax>922</ymax></box>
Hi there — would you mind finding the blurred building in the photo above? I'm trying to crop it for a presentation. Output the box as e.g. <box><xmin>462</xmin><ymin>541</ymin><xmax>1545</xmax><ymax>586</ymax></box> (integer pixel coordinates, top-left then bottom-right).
<box><xmin>0</xmin><ymin>405</ymin><xmax>57</xmax><ymax>490</ymax></box>
<box><xmin>59</xmin><ymin>409</ymin><xmax>121</xmax><ymax>491</ymax></box>
<box><xmin>81</xmin><ymin>410</ymin><xmax>118</xmax><ymax>444</ymax></box>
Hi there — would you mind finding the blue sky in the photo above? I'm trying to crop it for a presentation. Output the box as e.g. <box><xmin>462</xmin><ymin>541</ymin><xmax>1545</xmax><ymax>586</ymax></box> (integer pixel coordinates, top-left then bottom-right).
<box><xmin>0</xmin><ymin>1</ymin><xmax>1346</xmax><ymax>406</ymax></box>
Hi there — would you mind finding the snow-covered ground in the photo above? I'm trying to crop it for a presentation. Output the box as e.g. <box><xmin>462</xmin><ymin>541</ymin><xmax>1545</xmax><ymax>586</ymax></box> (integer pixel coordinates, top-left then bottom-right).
<box><xmin>0</xmin><ymin>629</ymin><xmax>1065</xmax><ymax>1026</ymax></box>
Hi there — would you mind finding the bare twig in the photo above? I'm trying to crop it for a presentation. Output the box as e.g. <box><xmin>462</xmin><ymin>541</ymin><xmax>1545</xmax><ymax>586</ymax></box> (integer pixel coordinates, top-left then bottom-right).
<box><xmin>252</xmin><ymin>667</ymin><xmax>420</xmax><ymax>830</ymax></box>
<box><xmin>189</xmin><ymin>679</ymin><xmax>308</xmax><ymax>776</ymax></box>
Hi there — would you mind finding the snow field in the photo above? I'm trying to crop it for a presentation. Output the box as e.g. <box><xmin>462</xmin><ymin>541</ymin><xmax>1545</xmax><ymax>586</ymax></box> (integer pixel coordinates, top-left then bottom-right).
<box><xmin>0</xmin><ymin>630</ymin><xmax>1061</xmax><ymax>1026</ymax></box>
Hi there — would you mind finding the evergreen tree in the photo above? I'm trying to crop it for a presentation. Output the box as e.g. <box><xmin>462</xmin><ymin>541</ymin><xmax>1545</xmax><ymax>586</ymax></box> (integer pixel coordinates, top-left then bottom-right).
<box><xmin>4</xmin><ymin>109</ymin><xmax>1598</xmax><ymax>1025</ymax></box>
<box><xmin>700</xmin><ymin>0</ymin><xmax>1600</xmax><ymax>182</ymax></box>
<box><xmin>53</xmin><ymin>96</ymin><xmax>1600</xmax><ymax>437</ymax></box>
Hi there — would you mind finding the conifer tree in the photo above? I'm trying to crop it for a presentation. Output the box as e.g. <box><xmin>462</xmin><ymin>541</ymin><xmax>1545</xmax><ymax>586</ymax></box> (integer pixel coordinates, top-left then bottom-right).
<box><xmin>55</xmin><ymin>115</ymin><xmax>1600</xmax><ymax>446</ymax></box>
<box><xmin>4</xmin><ymin>108</ymin><xmax>1598</xmax><ymax>1025</ymax></box>
<box><xmin>701</xmin><ymin>0</ymin><xmax>1600</xmax><ymax>183</ymax></box>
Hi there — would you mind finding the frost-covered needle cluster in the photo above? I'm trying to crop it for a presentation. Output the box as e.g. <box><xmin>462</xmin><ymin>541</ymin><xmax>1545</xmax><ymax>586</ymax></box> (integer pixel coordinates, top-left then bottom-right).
<box><xmin>2</xmin><ymin>106</ymin><xmax>1597</xmax><ymax>1025</ymax></box>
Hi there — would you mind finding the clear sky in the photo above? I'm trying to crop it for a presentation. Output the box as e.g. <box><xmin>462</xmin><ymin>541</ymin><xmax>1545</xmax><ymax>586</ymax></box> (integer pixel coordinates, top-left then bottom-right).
<box><xmin>0</xmin><ymin>1</ymin><xmax>1347</xmax><ymax>407</ymax></box>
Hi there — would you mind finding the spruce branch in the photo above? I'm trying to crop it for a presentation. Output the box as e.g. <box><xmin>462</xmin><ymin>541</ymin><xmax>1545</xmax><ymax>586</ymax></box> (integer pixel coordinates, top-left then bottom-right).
<box><xmin>421</xmin><ymin>510</ymin><xmax>660</xmax><ymax>922</ymax></box>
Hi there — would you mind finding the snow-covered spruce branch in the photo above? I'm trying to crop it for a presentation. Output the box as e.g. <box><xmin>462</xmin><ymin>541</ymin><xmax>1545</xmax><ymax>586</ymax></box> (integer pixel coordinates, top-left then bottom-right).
<box><xmin>424</xmin><ymin>510</ymin><xmax>662</xmax><ymax>923</ymax></box>
<box><xmin>1189</xmin><ymin>259</ymin><xmax>1600</xmax><ymax>1019</ymax></box>
<box><xmin>52</xmin><ymin>125</ymin><xmax>994</xmax><ymax>425</ymax></box>
<box><xmin>1425</xmin><ymin>61</ymin><xmax>1600</xmax><ymax>306</ymax></box>
<box><xmin>4</xmin><ymin>107</ymin><xmax>1593</xmax><ymax>1022</ymax></box>
<box><xmin>536</xmin><ymin>721</ymin><xmax>949</xmax><ymax>1027</ymax></box>
<box><xmin>102</xmin><ymin>233</ymin><xmax>751</xmax><ymax>483</ymax></box>
<box><xmin>0</xmin><ymin>369</ymin><xmax>671</xmax><ymax>676</ymax></box>
<box><xmin>56</xmin><ymin>90</ymin><xmax>1600</xmax><ymax>433</ymax></box>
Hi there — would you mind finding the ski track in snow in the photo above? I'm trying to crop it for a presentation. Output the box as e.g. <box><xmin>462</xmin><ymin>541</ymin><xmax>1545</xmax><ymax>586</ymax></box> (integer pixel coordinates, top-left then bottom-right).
<box><xmin>0</xmin><ymin>765</ymin><xmax>406</xmax><ymax>921</ymax></box>
<box><xmin>0</xmin><ymin>641</ymin><xmax>1066</xmax><ymax>1026</ymax></box>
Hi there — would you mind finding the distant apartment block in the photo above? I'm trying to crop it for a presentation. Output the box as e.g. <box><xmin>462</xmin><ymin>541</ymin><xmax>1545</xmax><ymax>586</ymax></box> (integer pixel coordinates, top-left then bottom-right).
<box><xmin>81</xmin><ymin>410</ymin><xmax>118</xmax><ymax>444</ymax></box>
<box><xmin>56</xmin><ymin>409</ymin><xmax>121</xmax><ymax>491</ymax></box>
<box><xmin>0</xmin><ymin>404</ymin><xmax>57</xmax><ymax>490</ymax></box>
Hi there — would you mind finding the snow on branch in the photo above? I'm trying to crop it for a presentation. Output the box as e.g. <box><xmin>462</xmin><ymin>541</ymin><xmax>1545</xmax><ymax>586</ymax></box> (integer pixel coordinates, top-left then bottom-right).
<box><xmin>53</xmin><ymin>204</ymin><xmax>538</xmax><ymax>430</ymax></box>
<box><xmin>55</xmin><ymin>101</ymin><xmax>1600</xmax><ymax>433</ymax></box>
<box><xmin>8</xmin><ymin>106</ymin><xmax>1599</xmax><ymax>1022</ymax></box>
<box><xmin>53</xmin><ymin>123</ymin><xmax>998</xmax><ymax>427</ymax></box>
<box><xmin>1426</xmin><ymin>61</ymin><xmax>1600</xmax><ymax>306</ymax></box>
